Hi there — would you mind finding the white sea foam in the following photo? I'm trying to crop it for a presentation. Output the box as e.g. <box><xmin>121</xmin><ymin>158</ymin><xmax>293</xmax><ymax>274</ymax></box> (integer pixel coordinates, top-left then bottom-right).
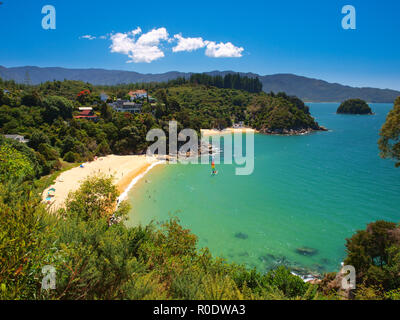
<box><xmin>291</xmin><ymin>271</ymin><xmax>318</xmax><ymax>282</ymax></box>
<box><xmin>117</xmin><ymin>161</ymin><xmax>165</xmax><ymax>205</ymax></box>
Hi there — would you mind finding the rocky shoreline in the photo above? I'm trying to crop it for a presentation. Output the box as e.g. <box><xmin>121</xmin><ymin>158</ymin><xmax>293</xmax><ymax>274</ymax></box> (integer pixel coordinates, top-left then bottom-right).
<box><xmin>259</xmin><ymin>126</ymin><xmax>328</xmax><ymax>135</ymax></box>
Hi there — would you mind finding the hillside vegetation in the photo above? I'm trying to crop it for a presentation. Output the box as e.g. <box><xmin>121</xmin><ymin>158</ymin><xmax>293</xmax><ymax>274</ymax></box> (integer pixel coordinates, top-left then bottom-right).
<box><xmin>1</xmin><ymin>77</ymin><xmax>400</xmax><ymax>300</ymax></box>
<box><xmin>337</xmin><ymin>99</ymin><xmax>373</xmax><ymax>115</ymax></box>
<box><xmin>0</xmin><ymin>76</ymin><xmax>322</xmax><ymax>171</ymax></box>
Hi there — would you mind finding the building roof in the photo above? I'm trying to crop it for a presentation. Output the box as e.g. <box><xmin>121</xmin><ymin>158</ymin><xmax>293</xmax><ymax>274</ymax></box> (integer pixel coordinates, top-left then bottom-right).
<box><xmin>80</xmin><ymin>110</ymin><xmax>93</xmax><ymax>116</ymax></box>
<box><xmin>4</xmin><ymin>134</ymin><xmax>24</xmax><ymax>139</ymax></box>
<box><xmin>129</xmin><ymin>90</ymin><xmax>147</xmax><ymax>96</ymax></box>
<box><xmin>3</xmin><ymin>134</ymin><xmax>29</xmax><ymax>143</ymax></box>
<box><xmin>123</xmin><ymin>102</ymin><xmax>141</xmax><ymax>106</ymax></box>
<box><xmin>74</xmin><ymin>115</ymin><xmax>98</xmax><ymax>119</ymax></box>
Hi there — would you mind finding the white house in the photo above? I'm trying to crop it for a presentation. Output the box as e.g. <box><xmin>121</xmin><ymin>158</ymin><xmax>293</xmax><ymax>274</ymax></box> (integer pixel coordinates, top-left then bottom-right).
<box><xmin>3</xmin><ymin>134</ymin><xmax>29</xmax><ymax>143</ymax></box>
<box><xmin>110</xmin><ymin>100</ymin><xmax>142</xmax><ymax>114</ymax></box>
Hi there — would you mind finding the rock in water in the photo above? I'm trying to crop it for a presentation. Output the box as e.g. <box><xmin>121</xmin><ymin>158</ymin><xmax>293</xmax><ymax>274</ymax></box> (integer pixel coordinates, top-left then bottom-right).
<box><xmin>296</xmin><ymin>246</ymin><xmax>318</xmax><ymax>256</ymax></box>
<box><xmin>234</xmin><ymin>232</ymin><xmax>249</xmax><ymax>240</ymax></box>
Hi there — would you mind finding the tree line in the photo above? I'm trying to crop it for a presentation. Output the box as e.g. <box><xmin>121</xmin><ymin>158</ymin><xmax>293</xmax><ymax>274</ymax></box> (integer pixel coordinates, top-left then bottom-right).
<box><xmin>189</xmin><ymin>73</ymin><xmax>263</xmax><ymax>93</ymax></box>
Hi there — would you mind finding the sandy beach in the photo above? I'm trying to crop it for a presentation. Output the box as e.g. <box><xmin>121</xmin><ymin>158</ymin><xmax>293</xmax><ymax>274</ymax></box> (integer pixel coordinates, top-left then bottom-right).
<box><xmin>201</xmin><ymin>127</ymin><xmax>257</xmax><ymax>136</ymax></box>
<box><xmin>43</xmin><ymin>155</ymin><xmax>162</xmax><ymax>210</ymax></box>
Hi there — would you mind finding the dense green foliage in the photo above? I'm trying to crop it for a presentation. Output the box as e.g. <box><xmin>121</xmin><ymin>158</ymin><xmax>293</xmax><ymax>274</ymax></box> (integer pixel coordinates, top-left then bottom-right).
<box><xmin>148</xmin><ymin>86</ymin><xmax>321</xmax><ymax>133</ymax></box>
<box><xmin>0</xmin><ymin>135</ymin><xmax>48</xmax><ymax>180</ymax></box>
<box><xmin>1</xmin><ymin>78</ymin><xmax>399</xmax><ymax>300</ymax></box>
<box><xmin>0</xmin><ymin>142</ymin><xmax>35</xmax><ymax>183</ymax></box>
<box><xmin>247</xmin><ymin>92</ymin><xmax>322</xmax><ymax>133</ymax></box>
<box><xmin>0</xmin><ymin>82</ymin><xmax>157</xmax><ymax>169</ymax></box>
<box><xmin>189</xmin><ymin>73</ymin><xmax>263</xmax><ymax>93</ymax></box>
<box><xmin>0</xmin><ymin>175</ymin><xmax>320</xmax><ymax>300</ymax></box>
<box><xmin>0</xmin><ymin>77</ymin><xmax>321</xmax><ymax>171</ymax></box>
<box><xmin>0</xmin><ymin>77</ymin><xmax>323</xmax><ymax>300</ymax></box>
<box><xmin>379</xmin><ymin>97</ymin><xmax>400</xmax><ymax>167</ymax></box>
<box><xmin>342</xmin><ymin>221</ymin><xmax>400</xmax><ymax>299</ymax></box>
<box><xmin>337</xmin><ymin>99</ymin><xmax>373</xmax><ymax>115</ymax></box>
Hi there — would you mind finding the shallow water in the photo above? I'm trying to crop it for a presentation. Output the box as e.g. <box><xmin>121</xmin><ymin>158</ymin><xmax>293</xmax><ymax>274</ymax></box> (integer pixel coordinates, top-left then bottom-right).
<box><xmin>126</xmin><ymin>103</ymin><xmax>400</xmax><ymax>274</ymax></box>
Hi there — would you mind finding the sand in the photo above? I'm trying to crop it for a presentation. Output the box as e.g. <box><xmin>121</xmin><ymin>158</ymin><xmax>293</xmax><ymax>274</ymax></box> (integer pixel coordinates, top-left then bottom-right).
<box><xmin>42</xmin><ymin>155</ymin><xmax>162</xmax><ymax>210</ymax></box>
<box><xmin>201</xmin><ymin>127</ymin><xmax>257</xmax><ymax>136</ymax></box>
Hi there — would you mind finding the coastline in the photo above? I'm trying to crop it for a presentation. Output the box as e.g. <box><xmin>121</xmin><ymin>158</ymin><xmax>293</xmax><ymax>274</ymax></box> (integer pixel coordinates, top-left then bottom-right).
<box><xmin>200</xmin><ymin>126</ymin><xmax>328</xmax><ymax>136</ymax></box>
<box><xmin>117</xmin><ymin>160</ymin><xmax>165</xmax><ymax>204</ymax></box>
<box><xmin>43</xmin><ymin>154</ymin><xmax>163</xmax><ymax>210</ymax></box>
<box><xmin>259</xmin><ymin>126</ymin><xmax>328</xmax><ymax>135</ymax></box>
<box><xmin>201</xmin><ymin>127</ymin><xmax>257</xmax><ymax>136</ymax></box>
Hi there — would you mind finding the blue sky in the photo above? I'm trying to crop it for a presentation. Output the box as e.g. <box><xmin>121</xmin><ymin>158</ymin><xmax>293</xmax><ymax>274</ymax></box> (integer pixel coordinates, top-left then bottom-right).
<box><xmin>1</xmin><ymin>0</ymin><xmax>399</xmax><ymax>89</ymax></box>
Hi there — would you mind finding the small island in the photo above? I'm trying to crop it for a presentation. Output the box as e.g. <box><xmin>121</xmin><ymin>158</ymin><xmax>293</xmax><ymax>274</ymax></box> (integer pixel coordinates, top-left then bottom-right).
<box><xmin>337</xmin><ymin>99</ymin><xmax>373</xmax><ymax>115</ymax></box>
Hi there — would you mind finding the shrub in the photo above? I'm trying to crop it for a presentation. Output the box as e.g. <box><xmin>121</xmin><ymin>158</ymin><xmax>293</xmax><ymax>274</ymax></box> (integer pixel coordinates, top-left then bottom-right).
<box><xmin>63</xmin><ymin>151</ymin><xmax>79</xmax><ymax>163</ymax></box>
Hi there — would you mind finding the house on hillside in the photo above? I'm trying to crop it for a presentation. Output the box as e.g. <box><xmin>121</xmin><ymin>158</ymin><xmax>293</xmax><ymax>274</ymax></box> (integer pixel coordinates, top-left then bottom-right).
<box><xmin>74</xmin><ymin>107</ymin><xmax>98</xmax><ymax>121</ymax></box>
<box><xmin>3</xmin><ymin>134</ymin><xmax>29</xmax><ymax>143</ymax></box>
<box><xmin>127</xmin><ymin>91</ymin><xmax>137</xmax><ymax>101</ymax></box>
<box><xmin>78</xmin><ymin>107</ymin><xmax>93</xmax><ymax>111</ymax></box>
<box><xmin>129</xmin><ymin>90</ymin><xmax>148</xmax><ymax>100</ymax></box>
<box><xmin>110</xmin><ymin>100</ymin><xmax>142</xmax><ymax>114</ymax></box>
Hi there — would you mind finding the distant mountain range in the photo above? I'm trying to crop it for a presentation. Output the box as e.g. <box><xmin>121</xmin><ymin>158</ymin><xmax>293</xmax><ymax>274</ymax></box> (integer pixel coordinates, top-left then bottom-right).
<box><xmin>1</xmin><ymin>66</ymin><xmax>399</xmax><ymax>103</ymax></box>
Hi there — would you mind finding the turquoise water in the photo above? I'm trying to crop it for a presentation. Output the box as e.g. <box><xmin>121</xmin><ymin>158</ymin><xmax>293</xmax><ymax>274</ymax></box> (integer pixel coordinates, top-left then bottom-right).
<box><xmin>126</xmin><ymin>103</ymin><xmax>400</xmax><ymax>275</ymax></box>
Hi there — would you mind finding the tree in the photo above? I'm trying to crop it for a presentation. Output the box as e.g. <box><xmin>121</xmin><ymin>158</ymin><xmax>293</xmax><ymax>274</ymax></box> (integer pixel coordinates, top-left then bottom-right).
<box><xmin>42</xmin><ymin>95</ymin><xmax>74</xmax><ymax>123</ymax></box>
<box><xmin>344</xmin><ymin>221</ymin><xmax>400</xmax><ymax>296</ymax></box>
<box><xmin>0</xmin><ymin>183</ymin><xmax>51</xmax><ymax>299</ymax></box>
<box><xmin>155</xmin><ymin>89</ymin><xmax>168</xmax><ymax>106</ymax></box>
<box><xmin>0</xmin><ymin>143</ymin><xmax>35</xmax><ymax>183</ymax></box>
<box><xmin>76</xmin><ymin>89</ymin><xmax>91</xmax><ymax>104</ymax></box>
<box><xmin>64</xmin><ymin>175</ymin><xmax>120</xmax><ymax>221</ymax></box>
<box><xmin>21</xmin><ymin>91</ymin><xmax>42</xmax><ymax>107</ymax></box>
<box><xmin>168</xmin><ymin>98</ymin><xmax>181</xmax><ymax>113</ymax></box>
<box><xmin>378</xmin><ymin>97</ymin><xmax>400</xmax><ymax>167</ymax></box>
<box><xmin>28</xmin><ymin>130</ymin><xmax>51</xmax><ymax>150</ymax></box>
<box><xmin>37</xmin><ymin>143</ymin><xmax>59</xmax><ymax>161</ymax></box>
<box><xmin>100</xmin><ymin>102</ymin><xmax>113</xmax><ymax>121</ymax></box>
<box><xmin>95</xmin><ymin>140</ymin><xmax>111</xmax><ymax>156</ymax></box>
<box><xmin>63</xmin><ymin>151</ymin><xmax>79</xmax><ymax>163</ymax></box>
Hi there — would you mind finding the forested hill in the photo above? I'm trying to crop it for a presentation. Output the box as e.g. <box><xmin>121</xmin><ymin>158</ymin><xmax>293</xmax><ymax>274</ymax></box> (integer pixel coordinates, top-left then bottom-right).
<box><xmin>1</xmin><ymin>65</ymin><xmax>399</xmax><ymax>103</ymax></box>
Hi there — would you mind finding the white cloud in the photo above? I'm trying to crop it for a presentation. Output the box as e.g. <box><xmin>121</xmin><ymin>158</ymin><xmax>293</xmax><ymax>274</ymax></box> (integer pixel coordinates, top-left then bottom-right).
<box><xmin>172</xmin><ymin>34</ymin><xmax>206</xmax><ymax>52</ymax></box>
<box><xmin>130</xmin><ymin>27</ymin><xmax>142</xmax><ymax>36</ymax></box>
<box><xmin>110</xmin><ymin>27</ymin><xmax>169</xmax><ymax>63</ymax></box>
<box><xmin>108</xmin><ymin>27</ymin><xmax>244</xmax><ymax>62</ymax></box>
<box><xmin>137</xmin><ymin>28</ymin><xmax>168</xmax><ymax>45</ymax></box>
<box><xmin>204</xmin><ymin>41</ymin><xmax>244</xmax><ymax>58</ymax></box>
<box><xmin>171</xmin><ymin>34</ymin><xmax>243</xmax><ymax>58</ymax></box>
<box><xmin>80</xmin><ymin>35</ymin><xmax>96</xmax><ymax>40</ymax></box>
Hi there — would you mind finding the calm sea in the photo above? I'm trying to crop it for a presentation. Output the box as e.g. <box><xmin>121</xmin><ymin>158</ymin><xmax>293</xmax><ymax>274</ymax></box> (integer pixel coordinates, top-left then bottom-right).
<box><xmin>126</xmin><ymin>103</ymin><xmax>400</xmax><ymax>275</ymax></box>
